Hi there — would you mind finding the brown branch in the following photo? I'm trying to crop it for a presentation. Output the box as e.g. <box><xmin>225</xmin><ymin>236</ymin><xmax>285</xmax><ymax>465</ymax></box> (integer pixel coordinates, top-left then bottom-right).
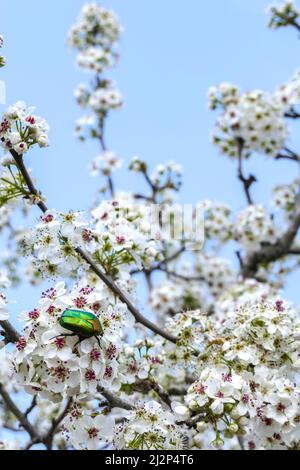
<box><xmin>76</xmin><ymin>248</ymin><xmax>176</xmax><ymax>343</ymax></box>
<box><xmin>43</xmin><ymin>398</ymin><xmax>73</xmax><ymax>450</ymax></box>
<box><xmin>9</xmin><ymin>149</ymin><xmax>177</xmax><ymax>344</ymax></box>
<box><xmin>131</xmin><ymin>246</ymin><xmax>186</xmax><ymax>276</ymax></box>
<box><xmin>275</xmin><ymin>147</ymin><xmax>300</xmax><ymax>162</ymax></box>
<box><xmin>285</xmin><ymin>110</ymin><xmax>300</xmax><ymax>119</ymax></box>
<box><xmin>98</xmin><ymin>386</ymin><xmax>134</xmax><ymax>410</ymax></box>
<box><xmin>0</xmin><ymin>382</ymin><xmax>73</xmax><ymax>450</ymax></box>
<box><xmin>236</xmin><ymin>138</ymin><xmax>256</xmax><ymax>205</ymax></box>
<box><xmin>287</xmin><ymin>248</ymin><xmax>300</xmax><ymax>255</ymax></box>
<box><xmin>242</xmin><ymin>194</ymin><xmax>300</xmax><ymax>278</ymax></box>
<box><xmin>134</xmin><ymin>379</ymin><xmax>172</xmax><ymax>408</ymax></box>
<box><xmin>0</xmin><ymin>320</ymin><xmax>21</xmax><ymax>344</ymax></box>
<box><xmin>24</xmin><ymin>395</ymin><xmax>37</xmax><ymax>418</ymax></box>
<box><xmin>0</xmin><ymin>383</ymin><xmax>41</xmax><ymax>443</ymax></box>
<box><xmin>159</xmin><ymin>268</ymin><xmax>204</xmax><ymax>283</ymax></box>
<box><xmin>99</xmin><ymin>120</ymin><xmax>115</xmax><ymax>199</ymax></box>
<box><xmin>275</xmin><ymin>153</ymin><xmax>300</xmax><ymax>162</ymax></box>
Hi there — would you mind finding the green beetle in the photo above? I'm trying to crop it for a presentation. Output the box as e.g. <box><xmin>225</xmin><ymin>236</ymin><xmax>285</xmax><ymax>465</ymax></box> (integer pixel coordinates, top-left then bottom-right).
<box><xmin>55</xmin><ymin>309</ymin><xmax>103</xmax><ymax>348</ymax></box>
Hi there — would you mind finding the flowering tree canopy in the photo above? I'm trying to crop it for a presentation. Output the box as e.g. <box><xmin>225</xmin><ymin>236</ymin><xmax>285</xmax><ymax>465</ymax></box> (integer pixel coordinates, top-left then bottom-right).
<box><xmin>1</xmin><ymin>1</ymin><xmax>300</xmax><ymax>451</ymax></box>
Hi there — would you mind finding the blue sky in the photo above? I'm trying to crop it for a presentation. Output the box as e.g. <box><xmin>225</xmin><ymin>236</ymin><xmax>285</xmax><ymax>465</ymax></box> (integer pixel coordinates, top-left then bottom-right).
<box><xmin>2</xmin><ymin>0</ymin><xmax>300</xmax><ymax>320</ymax></box>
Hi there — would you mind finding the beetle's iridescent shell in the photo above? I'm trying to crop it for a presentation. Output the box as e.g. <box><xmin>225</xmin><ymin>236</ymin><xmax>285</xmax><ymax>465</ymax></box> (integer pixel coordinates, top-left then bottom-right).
<box><xmin>60</xmin><ymin>309</ymin><xmax>103</xmax><ymax>337</ymax></box>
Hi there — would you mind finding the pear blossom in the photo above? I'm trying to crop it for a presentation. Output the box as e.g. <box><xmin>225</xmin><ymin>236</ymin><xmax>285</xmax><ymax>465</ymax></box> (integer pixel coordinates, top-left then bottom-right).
<box><xmin>0</xmin><ymin>102</ymin><xmax>49</xmax><ymax>155</ymax></box>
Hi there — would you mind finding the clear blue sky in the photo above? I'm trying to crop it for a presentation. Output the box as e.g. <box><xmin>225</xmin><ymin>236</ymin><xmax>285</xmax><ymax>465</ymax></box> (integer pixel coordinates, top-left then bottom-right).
<box><xmin>2</xmin><ymin>0</ymin><xmax>300</xmax><ymax>320</ymax></box>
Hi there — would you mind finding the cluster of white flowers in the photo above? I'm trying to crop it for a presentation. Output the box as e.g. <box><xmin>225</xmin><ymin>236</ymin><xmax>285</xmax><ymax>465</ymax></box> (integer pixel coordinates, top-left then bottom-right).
<box><xmin>89</xmin><ymin>85</ymin><xmax>122</xmax><ymax>113</ymax></box>
<box><xmin>196</xmin><ymin>254</ymin><xmax>235</xmax><ymax>298</ymax></box>
<box><xmin>272</xmin><ymin>178</ymin><xmax>299</xmax><ymax>221</ymax></box>
<box><xmin>68</xmin><ymin>3</ymin><xmax>121</xmax><ymax>72</ymax></box>
<box><xmin>234</xmin><ymin>205</ymin><xmax>278</xmax><ymax>251</ymax></box>
<box><xmin>274</xmin><ymin>69</ymin><xmax>300</xmax><ymax>110</ymax></box>
<box><xmin>75</xmin><ymin>83</ymin><xmax>123</xmax><ymax>115</ymax></box>
<box><xmin>21</xmin><ymin>203</ymin><xmax>161</xmax><ymax>279</ymax></box>
<box><xmin>117</xmin><ymin>338</ymin><xmax>158</xmax><ymax>384</ymax></box>
<box><xmin>149</xmin><ymin>279</ymin><xmax>205</xmax><ymax>318</ymax></box>
<box><xmin>150</xmin><ymin>161</ymin><xmax>183</xmax><ymax>181</ymax></box>
<box><xmin>129</xmin><ymin>157</ymin><xmax>183</xmax><ymax>203</ymax></box>
<box><xmin>114</xmin><ymin>401</ymin><xmax>186</xmax><ymax>450</ymax></box>
<box><xmin>13</xmin><ymin>280</ymin><xmax>133</xmax><ymax>398</ymax></box>
<box><xmin>214</xmin><ymin>278</ymin><xmax>280</xmax><ymax>321</ymax></box>
<box><xmin>202</xmin><ymin>200</ymin><xmax>233</xmax><ymax>243</ymax></box>
<box><xmin>69</xmin><ymin>4</ymin><xmax>123</xmax><ymax>177</ymax></box>
<box><xmin>90</xmin><ymin>150</ymin><xmax>123</xmax><ymax>177</ymax></box>
<box><xmin>209</xmin><ymin>83</ymin><xmax>288</xmax><ymax>158</ymax></box>
<box><xmin>0</xmin><ymin>35</ymin><xmax>5</xmax><ymax>68</ymax></box>
<box><xmin>66</xmin><ymin>410</ymin><xmax>114</xmax><ymax>450</ymax></box>
<box><xmin>179</xmin><ymin>299</ymin><xmax>300</xmax><ymax>449</ymax></box>
<box><xmin>91</xmin><ymin>198</ymin><xmax>162</xmax><ymax>269</ymax></box>
<box><xmin>0</xmin><ymin>102</ymin><xmax>49</xmax><ymax>155</ymax></box>
<box><xmin>268</xmin><ymin>1</ymin><xmax>300</xmax><ymax>29</ymax></box>
<box><xmin>3</xmin><ymin>0</ymin><xmax>300</xmax><ymax>453</ymax></box>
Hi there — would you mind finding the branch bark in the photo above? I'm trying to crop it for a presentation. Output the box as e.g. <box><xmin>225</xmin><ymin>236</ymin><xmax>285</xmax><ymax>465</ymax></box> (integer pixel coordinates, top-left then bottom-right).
<box><xmin>236</xmin><ymin>138</ymin><xmax>256</xmax><ymax>205</ymax></box>
<box><xmin>43</xmin><ymin>398</ymin><xmax>73</xmax><ymax>450</ymax></box>
<box><xmin>0</xmin><ymin>383</ymin><xmax>42</xmax><ymax>443</ymax></box>
<box><xmin>98</xmin><ymin>386</ymin><xmax>134</xmax><ymax>410</ymax></box>
<box><xmin>0</xmin><ymin>320</ymin><xmax>21</xmax><ymax>344</ymax></box>
<box><xmin>242</xmin><ymin>194</ymin><xmax>300</xmax><ymax>278</ymax></box>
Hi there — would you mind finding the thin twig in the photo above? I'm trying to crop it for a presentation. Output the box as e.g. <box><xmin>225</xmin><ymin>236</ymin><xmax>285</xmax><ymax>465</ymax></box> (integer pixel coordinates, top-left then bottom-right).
<box><xmin>24</xmin><ymin>396</ymin><xmax>37</xmax><ymax>418</ymax></box>
<box><xmin>160</xmin><ymin>268</ymin><xmax>204</xmax><ymax>283</ymax></box>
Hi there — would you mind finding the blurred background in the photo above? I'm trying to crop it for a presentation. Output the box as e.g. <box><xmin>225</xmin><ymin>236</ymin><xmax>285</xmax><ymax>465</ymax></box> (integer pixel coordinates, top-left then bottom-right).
<box><xmin>1</xmin><ymin>0</ymin><xmax>300</xmax><ymax>325</ymax></box>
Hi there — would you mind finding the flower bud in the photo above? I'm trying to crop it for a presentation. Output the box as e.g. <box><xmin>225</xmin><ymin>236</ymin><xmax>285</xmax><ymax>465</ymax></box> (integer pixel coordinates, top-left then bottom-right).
<box><xmin>224</xmin><ymin>403</ymin><xmax>234</xmax><ymax>413</ymax></box>
<box><xmin>212</xmin><ymin>437</ymin><xmax>224</xmax><ymax>449</ymax></box>
<box><xmin>230</xmin><ymin>408</ymin><xmax>241</xmax><ymax>420</ymax></box>
<box><xmin>145</xmin><ymin>338</ymin><xmax>154</xmax><ymax>348</ymax></box>
<box><xmin>124</xmin><ymin>346</ymin><xmax>134</xmax><ymax>357</ymax></box>
<box><xmin>135</xmin><ymin>339</ymin><xmax>144</xmax><ymax>349</ymax></box>
<box><xmin>188</xmin><ymin>400</ymin><xmax>199</xmax><ymax>411</ymax></box>
<box><xmin>193</xmin><ymin>434</ymin><xmax>203</xmax><ymax>447</ymax></box>
<box><xmin>228</xmin><ymin>423</ymin><xmax>239</xmax><ymax>434</ymax></box>
<box><xmin>239</xmin><ymin>416</ymin><xmax>248</xmax><ymax>426</ymax></box>
<box><xmin>196</xmin><ymin>421</ymin><xmax>208</xmax><ymax>433</ymax></box>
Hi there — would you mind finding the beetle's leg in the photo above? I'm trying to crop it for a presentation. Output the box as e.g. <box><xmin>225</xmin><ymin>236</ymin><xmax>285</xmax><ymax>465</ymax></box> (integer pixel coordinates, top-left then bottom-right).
<box><xmin>95</xmin><ymin>336</ymin><xmax>101</xmax><ymax>348</ymax></box>
<box><xmin>50</xmin><ymin>333</ymin><xmax>77</xmax><ymax>341</ymax></box>
<box><xmin>73</xmin><ymin>336</ymin><xmax>84</xmax><ymax>351</ymax></box>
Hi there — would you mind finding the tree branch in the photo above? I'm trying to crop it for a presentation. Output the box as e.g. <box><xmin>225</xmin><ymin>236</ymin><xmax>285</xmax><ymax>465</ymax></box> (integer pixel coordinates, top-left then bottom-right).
<box><xmin>98</xmin><ymin>386</ymin><xmax>134</xmax><ymax>410</ymax></box>
<box><xmin>275</xmin><ymin>147</ymin><xmax>300</xmax><ymax>162</ymax></box>
<box><xmin>43</xmin><ymin>398</ymin><xmax>73</xmax><ymax>450</ymax></box>
<box><xmin>236</xmin><ymin>138</ymin><xmax>256</xmax><ymax>205</ymax></box>
<box><xmin>0</xmin><ymin>383</ymin><xmax>42</xmax><ymax>443</ymax></box>
<box><xmin>9</xmin><ymin>149</ymin><xmax>176</xmax><ymax>344</ymax></box>
<box><xmin>24</xmin><ymin>396</ymin><xmax>37</xmax><ymax>418</ymax></box>
<box><xmin>242</xmin><ymin>194</ymin><xmax>300</xmax><ymax>278</ymax></box>
<box><xmin>134</xmin><ymin>379</ymin><xmax>172</xmax><ymax>408</ymax></box>
<box><xmin>0</xmin><ymin>320</ymin><xmax>21</xmax><ymax>344</ymax></box>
